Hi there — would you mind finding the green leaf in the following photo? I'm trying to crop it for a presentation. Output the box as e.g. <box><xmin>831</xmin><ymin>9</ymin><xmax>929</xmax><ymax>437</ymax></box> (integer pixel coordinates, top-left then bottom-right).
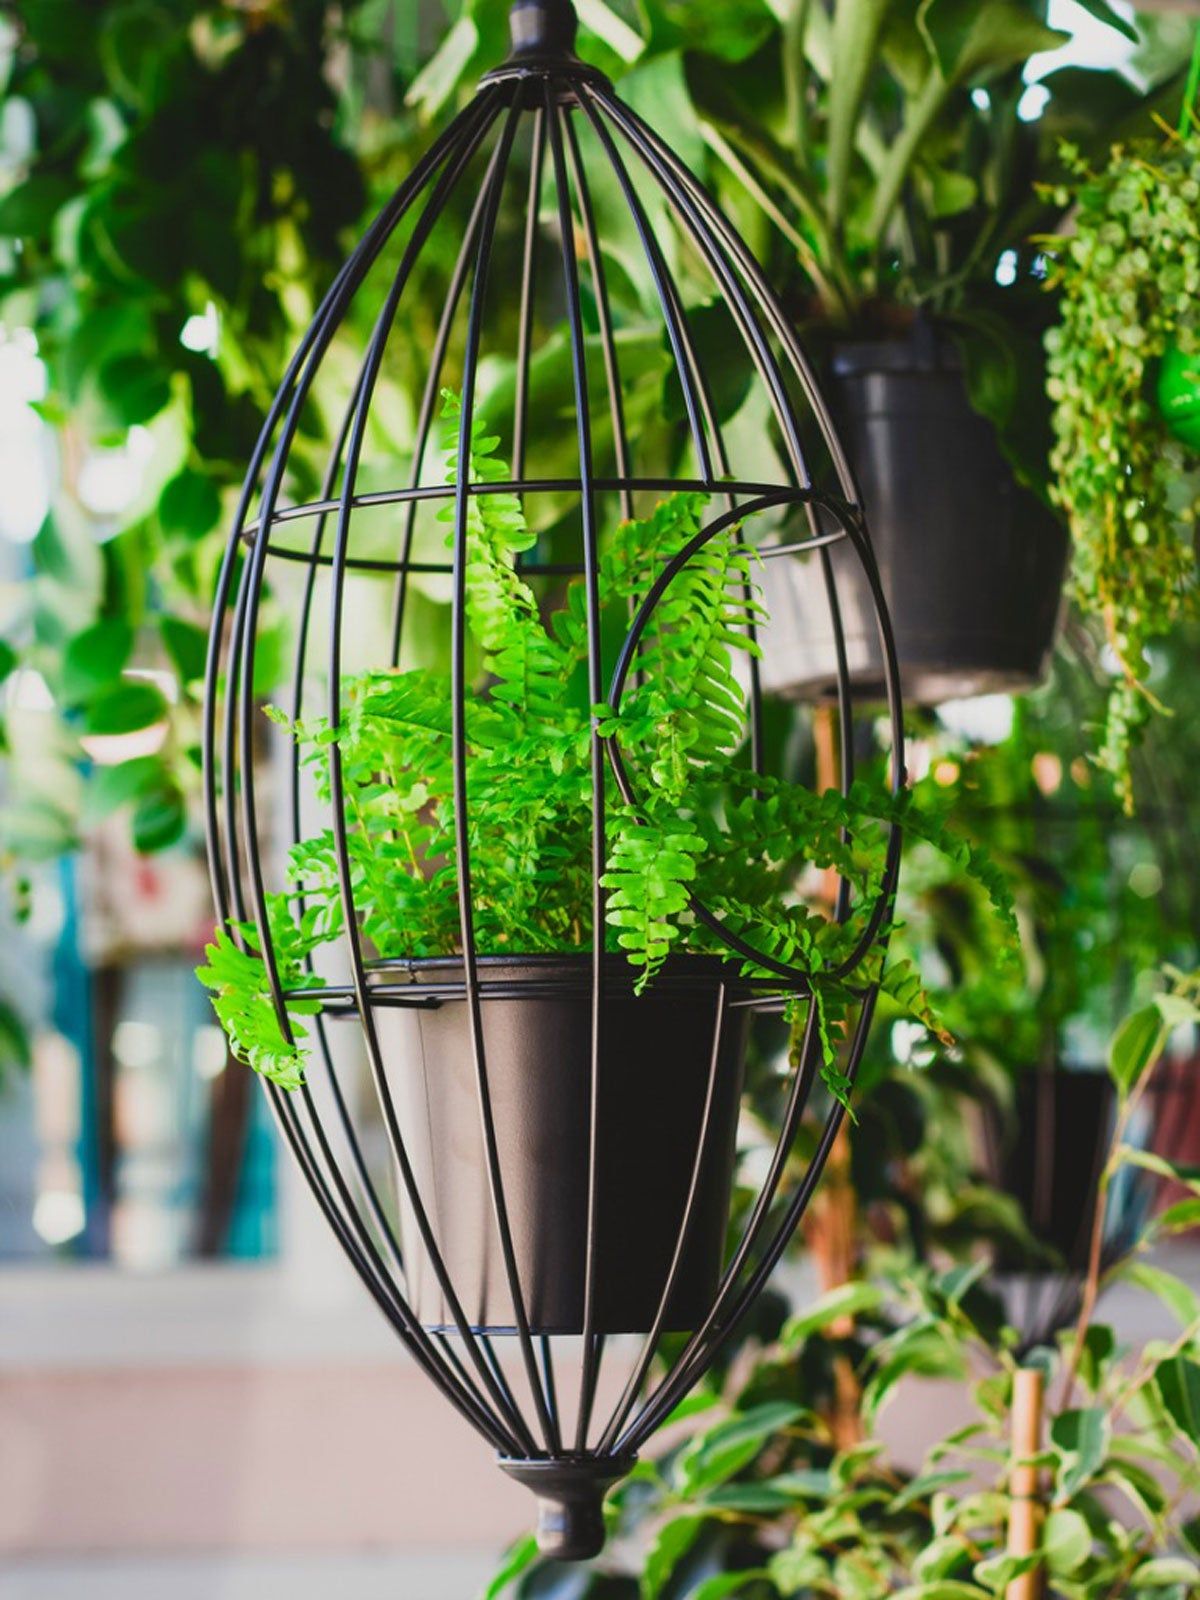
<box><xmin>131</xmin><ymin>782</ymin><xmax>186</xmax><ymax>853</ymax></box>
<box><xmin>891</xmin><ymin>1584</ymin><xmax>991</xmax><ymax>1600</ymax></box>
<box><xmin>826</xmin><ymin>0</ymin><xmax>891</xmax><ymax>229</ymax></box>
<box><xmin>0</xmin><ymin>639</ymin><xmax>18</xmax><ymax>685</ymax></box>
<box><xmin>1115</xmin><ymin>1260</ymin><xmax>1200</xmax><ymax>1327</ymax></box>
<box><xmin>1117</xmin><ymin>1145</ymin><xmax>1200</xmax><ymax>1195</ymax></box>
<box><xmin>96</xmin><ymin>352</ymin><xmax>171</xmax><ymax>426</ymax></box>
<box><xmin>159</xmin><ymin>468</ymin><xmax>221</xmax><ymax>539</ymax></box>
<box><xmin>642</xmin><ymin>1515</ymin><xmax>703</xmax><ymax>1600</ymax></box>
<box><xmin>84</xmin><ymin>679</ymin><xmax>168</xmax><ymax>736</ymax></box>
<box><xmin>84</xmin><ymin>755</ymin><xmax>163</xmax><ymax>820</ymax></box>
<box><xmin>480</xmin><ymin>1533</ymin><xmax>539</xmax><ymax>1599</ymax></box>
<box><xmin>1108</xmin><ymin>1004</ymin><xmax>1166</xmax><ymax>1097</ymax></box>
<box><xmin>690</xmin><ymin>1572</ymin><xmax>772</xmax><ymax>1600</ymax></box>
<box><xmin>0</xmin><ymin>173</ymin><xmax>73</xmax><ymax>236</ymax></box>
<box><xmin>160</xmin><ymin>615</ymin><xmax>209</xmax><ymax>687</ymax></box>
<box><xmin>677</xmin><ymin>1402</ymin><xmax>802</xmax><ymax>1497</ymax></box>
<box><xmin>1050</xmin><ymin>1407</ymin><xmax>1110</xmax><ymax>1499</ymax></box>
<box><xmin>1155</xmin><ymin>1356</ymin><xmax>1200</xmax><ymax>1444</ymax></box>
<box><xmin>1129</xmin><ymin>1558</ymin><xmax>1200</xmax><ymax>1589</ymax></box>
<box><xmin>62</xmin><ymin>619</ymin><xmax>134</xmax><ymax>704</ymax></box>
<box><xmin>782</xmin><ymin>1280</ymin><xmax>885</xmax><ymax>1343</ymax></box>
<box><xmin>0</xmin><ymin>996</ymin><xmax>32</xmax><ymax>1078</ymax></box>
<box><xmin>1157</xmin><ymin>1198</ymin><xmax>1200</xmax><ymax>1234</ymax></box>
<box><xmin>1042</xmin><ymin>1507</ymin><xmax>1091</xmax><ymax>1575</ymax></box>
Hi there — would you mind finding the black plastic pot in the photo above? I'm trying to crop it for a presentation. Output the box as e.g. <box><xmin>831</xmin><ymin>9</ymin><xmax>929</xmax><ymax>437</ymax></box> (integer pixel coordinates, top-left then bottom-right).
<box><xmin>382</xmin><ymin>955</ymin><xmax>749</xmax><ymax>1335</ymax></box>
<box><xmin>983</xmin><ymin>1068</ymin><xmax>1114</xmax><ymax>1273</ymax></box>
<box><xmin>759</xmin><ymin>334</ymin><xmax>1069</xmax><ymax>705</ymax></box>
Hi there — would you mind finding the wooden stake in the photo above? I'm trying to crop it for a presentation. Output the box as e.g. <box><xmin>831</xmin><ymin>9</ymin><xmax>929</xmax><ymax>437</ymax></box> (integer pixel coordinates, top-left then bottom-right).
<box><xmin>1006</xmin><ymin>1366</ymin><xmax>1045</xmax><ymax>1600</ymax></box>
<box><xmin>803</xmin><ymin>705</ymin><xmax>863</xmax><ymax>1448</ymax></box>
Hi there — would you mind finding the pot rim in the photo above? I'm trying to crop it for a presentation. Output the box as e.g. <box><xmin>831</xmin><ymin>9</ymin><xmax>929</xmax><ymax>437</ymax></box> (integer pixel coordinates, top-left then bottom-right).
<box><xmin>362</xmin><ymin>949</ymin><xmax>788</xmax><ymax>1001</ymax></box>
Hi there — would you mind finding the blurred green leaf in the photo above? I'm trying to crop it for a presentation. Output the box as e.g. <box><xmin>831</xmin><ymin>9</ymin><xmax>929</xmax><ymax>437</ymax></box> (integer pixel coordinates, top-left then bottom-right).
<box><xmin>159</xmin><ymin>469</ymin><xmax>221</xmax><ymax>540</ymax></box>
<box><xmin>1155</xmin><ymin>1357</ymin><xmax>1200</xmax><ymax>1444</ymax></box>
<box><xmin>1050</xmin><ymin>1407</ymin><xmax>1110</xmax><ymax>1498</ymax></box>
<box><xmin>131</xmin><ymin>780</ymin><xmax>186</xmax><ymax>853</ymax></box>
<box><xmin>1108</xmin><ymin>1004</ymin><xmax>1165</xmax><ymax>1097</ymax></box>
<box><xmin>1042</xmin><ymin>1506</ymin><xmax>1091</xmax><ymax>1575</ymax></box>
<box><xmin>96</xmin><ymin>351</ymin><xmax>172</xmax><ymax>426</ymax></box>
<box><xmin>642</xmin><ymin>1515</ymin><xmax>703</xmax><ymax>1600</ymax></box>
<box><xmin>84</xmin><ymin>754</ymin><xmax>163</xmax><ymax>820</ymax></box>
<box><xmin>62</xmin><ymin>618</ymin><xmax>133</xmax><ymax>704</ymax></box>
<box><xmin>677</xmin><ymin>1402</ymin><xmax>802</xmax><ymax>1497</ymax></box>
<box><xmin>84</xmin><ymin>679</ymin><xmax>167</xmax><ymax>735</ymax></box>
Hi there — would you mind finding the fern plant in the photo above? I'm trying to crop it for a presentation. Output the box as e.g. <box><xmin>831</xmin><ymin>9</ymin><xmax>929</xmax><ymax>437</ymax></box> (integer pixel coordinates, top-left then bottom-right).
<box><xmin>200</xmin><ymin>394</ymin><xmax>1016</xmax><ymax>1102</ymax></box>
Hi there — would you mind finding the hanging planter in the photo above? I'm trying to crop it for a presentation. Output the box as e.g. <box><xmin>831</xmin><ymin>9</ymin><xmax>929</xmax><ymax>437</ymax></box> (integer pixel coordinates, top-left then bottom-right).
<box><xmin>758</xmin><ymin>326</ymin><xmax>1068</xmax><ymax>706</ymax></box>
<box><xmin>1043</xmin><ymin>98</ymin><xmax>1200</xmax><ymax>808</ymax></box>
<box><xmin>192</xmin><ymin>0</ymin><xmax>1032</xmax><ymax>1562</ymax></box>
<box><xmin>977</xmin><ymin>1064</ymin><xmax>1162</xmax><ymax>1351</ymax></box>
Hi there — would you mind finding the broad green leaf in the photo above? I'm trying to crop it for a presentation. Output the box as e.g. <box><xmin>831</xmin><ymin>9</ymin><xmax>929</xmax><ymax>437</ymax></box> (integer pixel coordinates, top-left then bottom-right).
<box><xmin>1108</xmin><ymin>1004</ymin><xmax>1165</xmax><ymax>1097</ymax></box>
<box><xmin>0</xmin><ymin>638</ymin><xmax>17</xmax><ymax>684</ymax></box>
<box><xmin>84</xmin><ymin>679</ymin><xmax>168</xmax><ymax>735</ymax></box>
<box><xmin>1155</xmin><ymin>1356</ymin><xmax>1200</xmax><ymax>1444</ymax></box>
<box><xmin>1117</xmin><ymin>1145</ymin><xmax>1200</xmax><ymax>1194</ymax></box>
<box><xmin>973</xmin><ymin>1552</ymin><xmax>1039</xmax><ymax>1591</ymax></box>
<box><xmin>0</xmin><ymin>173</ymin><xmax>73</xmax><ymax>236</ymax></box>
<box><xmin>770</xmin><ymin>1548</ymin><xmax>828</xmax><ymax>1590</ymax></box>
<box><xmin>1050</xmin><ymin>1408</ymin><xmax>1110</xmax><ymax>1499</ymax></box>
<box><xmin>891</xmin><ymin>1468</ymin><xmax>971</xmax><ymax>1512</ymax></box>
<box><xmin>62</xmin><ymin>619</ymin><xmax>134</xmax><ymax>704</ymax></box>
<box><xmin>690</xmin><ymin>1572</ymin><xmax>772</xmax><ymax>1600</ymax></box>
<box><xmin>576</xmin><ymin>0</ymin><xmax>645</xmax><ymax>62</ymax></box>
<box><xmin>916</xmin><ymin>1</ymin><xmax>1067</xmax><ymax>86</ymax></box>
<box><xmin>826</xmin><ymin>0</ymin><xmax>891</xmax><ymax>228</ymax></box>
<box><xmin>84</xmin><ymin>754</ymin><xmax>163</xmax><ymax>820</ymax></box>
<box><xmin>642</xmin><ymin>1515</ymin><xmax>703</xmax><ymax>1600</ymax></box>
<box><xmin>159</xmin><ymin>468</ymin><xmax>221</xmax><ymax>540</ymax></box>
<box><xmin>1115</xmin><ymin>1261</ymin><xmax>1200</xmax><ymax>1327</ymax></box>
<box><xmin>132</xmin><ymin>781</ymin><xmax>186</xmax><ymax>854</ymax></box>
<box><xmin>1158</xmin><ymin>1198</ymin><xmax>1200</xmax><ymax>1233</ymax></box>
<box><xmin>1129</xmin><ymin>1557</ymin><xmax>1200</xmax><ymax>1588</ymax></box>
<box><xmin>782</xmin><ymin>1280</ymin><xmax>884</xmax><ymax>1342</ymax></box>
<box><xmin>1042</xmin><ymin>1507</ymin><xmax>1091</xmax><ymax>1575</ymax></box>
<box><xmin>677</xmin><ymin>1402</ymin><xmax>802</xmax><ymax>1497</ymax></box>
<box><xmin>480</xmin><ymin>1533</ymin><xmax>539</xmax><ymax>1600</ymax></box>
<box><xmin>96</xmin><ymin>351</ymin><xmax>172</xmax><ymax>426</ymax></box>
<box><xmin>160</xmin><ymin>615</ymin><xmax>209</xmax><ymax>687</ymax></box>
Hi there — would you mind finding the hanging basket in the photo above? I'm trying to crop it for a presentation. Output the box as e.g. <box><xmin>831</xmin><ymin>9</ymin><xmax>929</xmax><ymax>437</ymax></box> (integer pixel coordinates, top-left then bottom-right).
<box><xmin>201</xmin><ymin>0</ymin><xmax>904</xmax><ymax>1560</ymax></box>
<box><xmin>759</xmin><ymin>332</ymin><xmax>1069</xmax><ymax>706</ymax></box>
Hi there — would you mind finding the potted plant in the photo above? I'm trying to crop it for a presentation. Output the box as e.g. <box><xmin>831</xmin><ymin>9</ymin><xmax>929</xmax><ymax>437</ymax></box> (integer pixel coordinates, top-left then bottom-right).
<box><xmin>670</xmin><ymin>0</ymin><xmax>1152</xmax><ymax>706</ymax></box>
<box><xmin>1043</xmin><ymin>119</ymin><xmax>1200</xmax><ymax>809</ymax></box>
<box><xmin>199</xmin><ymin>397</ymin><xmax>1011</xmax><ymax>1335</ymax></box>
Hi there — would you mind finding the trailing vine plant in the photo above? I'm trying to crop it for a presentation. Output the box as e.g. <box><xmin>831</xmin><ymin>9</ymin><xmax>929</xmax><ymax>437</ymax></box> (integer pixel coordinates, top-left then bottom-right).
<box><xmin>1043</xmin><ymin>128</ymin><xmax>1200</xmax><ymax>809</ymax></box>
<box><xmin>200</xmin><ymin>395</ymin><xmax>1016</xmax><ymax>1101</ymax></box>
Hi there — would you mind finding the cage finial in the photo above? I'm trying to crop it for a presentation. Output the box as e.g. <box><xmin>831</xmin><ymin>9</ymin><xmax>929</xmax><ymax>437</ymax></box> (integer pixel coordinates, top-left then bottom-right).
<box><xmin>508</xmin><ymin>0</ymin><xmax>579</xmax><ymax>61</ymax></box>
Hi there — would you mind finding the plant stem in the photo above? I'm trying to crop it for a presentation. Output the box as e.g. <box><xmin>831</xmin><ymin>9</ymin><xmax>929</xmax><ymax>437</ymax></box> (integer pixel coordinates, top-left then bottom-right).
<box><xmin>1056</xmin><ymin>1052</ymin><xmax>1160</xmax><ymax>1408</ymax></box>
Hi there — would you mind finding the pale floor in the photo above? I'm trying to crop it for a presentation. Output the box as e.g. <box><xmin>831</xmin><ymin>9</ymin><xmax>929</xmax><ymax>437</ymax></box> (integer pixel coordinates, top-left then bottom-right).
<box><xmin>0</xmin><ymin>1551</ymin><xmax>498</xmax><ymax>1600</ymax></box>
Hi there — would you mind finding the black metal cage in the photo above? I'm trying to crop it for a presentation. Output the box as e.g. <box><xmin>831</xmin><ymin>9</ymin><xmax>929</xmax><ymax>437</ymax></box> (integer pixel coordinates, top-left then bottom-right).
<box><xmin>203</xmin><ymin>0</ymin><xmax>905</xmax><ymax>1559</ymax></box>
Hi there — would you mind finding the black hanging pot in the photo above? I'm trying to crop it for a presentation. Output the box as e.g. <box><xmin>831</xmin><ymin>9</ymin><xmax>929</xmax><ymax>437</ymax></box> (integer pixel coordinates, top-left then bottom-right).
<box><xmin>759</xmin><ymin>331</ymin><xmax>1069</xmax><ymax>705</ymax></box>
<box><xmin>381</xmin><ymin>955</ymin><xmax>749</xmax><ymax>1335</ymax></box>
<box><xmin>981</xmin><ymin>1068</ymin><xmax>1114</xmax><ymax>1273</ymax></box>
